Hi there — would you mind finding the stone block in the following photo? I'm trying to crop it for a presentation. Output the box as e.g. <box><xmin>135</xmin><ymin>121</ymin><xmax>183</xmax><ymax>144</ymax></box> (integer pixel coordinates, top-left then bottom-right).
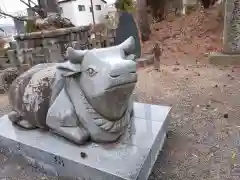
<box><xmin>145</xmin><ymin>55</ymin><xmax>154</xmax><ymax>65</ymax></box>
<box><xmin>209</xmin><ymin>52</ymin><xmax>240</xmax><ymax>66</ymax></box>
<box><xmin>136</xmin><ymin>55</ymin><xmax>154</xmax><ymax>69</ymax></box>
<box><xmin>0</xmin><ymin>102</ymin><xmax>171</xmax><ymax>179</ymax></box>
<box><xmin>136</xmin><ymin>58</ymin><xmax>145</xmax><ymax>68</ymax></box>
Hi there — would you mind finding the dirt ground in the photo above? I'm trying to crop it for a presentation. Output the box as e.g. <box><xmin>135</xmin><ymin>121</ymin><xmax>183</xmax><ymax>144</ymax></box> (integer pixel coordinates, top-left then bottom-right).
<box><xmin>138</xmin><ymin>64</ymin><xmax>240</xmax><ymax>180</ymax></box>
<box><xmin>0</xmin><ymin>4</ymin><xmax>239</xmax><ymax>180</ymax></box>
<box><xmin>140</xmin><ymin>5</ymin><xmax>240</xmax><ymax>180</ymax></box>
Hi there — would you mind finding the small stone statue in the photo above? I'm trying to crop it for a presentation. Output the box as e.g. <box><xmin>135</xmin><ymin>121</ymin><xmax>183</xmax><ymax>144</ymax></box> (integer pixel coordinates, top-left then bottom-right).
<box><xmin>8</xmin><ymin>37</ymin><xmax>138</xmax><ymax>145</ymax></box>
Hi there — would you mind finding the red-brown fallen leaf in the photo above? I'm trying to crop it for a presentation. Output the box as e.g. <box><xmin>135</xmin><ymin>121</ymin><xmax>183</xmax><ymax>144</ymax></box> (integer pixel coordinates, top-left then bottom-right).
<box><xmin>142</xmin><ymin>6</ymin><xmax>223</xmax><ymax>64</ymax></box>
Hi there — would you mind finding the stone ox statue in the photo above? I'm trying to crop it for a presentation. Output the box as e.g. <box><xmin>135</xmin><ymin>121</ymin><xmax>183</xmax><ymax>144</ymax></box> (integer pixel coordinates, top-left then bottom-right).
<box><xmin>8</xmin><ymin>37</ymin><xmax>137</xmax><ymax>145</ymax></box>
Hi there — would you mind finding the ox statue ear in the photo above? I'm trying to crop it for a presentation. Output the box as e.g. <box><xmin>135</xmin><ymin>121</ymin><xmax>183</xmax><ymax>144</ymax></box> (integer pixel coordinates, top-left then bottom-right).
<box><xmin>118</xmin><ymin>36</ymin><xmax>135</xmax><ymax>55</ymax></box>
<box><xmin>56</xmin><ymin>61</ymin><xmax>83</xmax><ymax>77</ymax></box>
<box><xmin>125</xmin><ymin>54</ymin><xmax>136</xmax><ymax>61</ymax></box>
<box><xmin>66</xmin><ymin>47</ymin><xmax>89</xmax><ymax>64</ymax></box>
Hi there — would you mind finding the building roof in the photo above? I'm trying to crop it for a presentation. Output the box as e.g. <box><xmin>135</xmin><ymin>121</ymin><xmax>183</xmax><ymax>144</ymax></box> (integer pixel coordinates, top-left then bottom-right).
<box><xmin>58</xmin><ymin>0</ymin><xmax>107</xmax><ymax>4</ymax></box>
<box><xmin>58</xmin><ymin>0</ymin><xmax>76</xmax><ymax>3</ymax></box>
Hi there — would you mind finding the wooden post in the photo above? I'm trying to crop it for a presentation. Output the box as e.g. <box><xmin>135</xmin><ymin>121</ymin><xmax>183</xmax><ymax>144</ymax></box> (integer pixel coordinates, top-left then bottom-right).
<box><xmin>153</xmin><ymin>43</ymin><xmax>161</xmax><ymax>71</ymax></box>
<box><xmin>90</xmin><ymin>0</ymin><xmax>96</xmax><ymax>25</ymax></box>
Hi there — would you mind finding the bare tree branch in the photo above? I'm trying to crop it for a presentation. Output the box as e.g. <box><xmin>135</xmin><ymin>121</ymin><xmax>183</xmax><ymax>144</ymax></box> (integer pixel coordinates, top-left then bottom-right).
<box><xmin>0</xmin><ymin>10</ymin><xmax>27</xmax><ymax>21</ymax></box>
<box><xmin>20</xmin><ymin>0</ymin><xmax>32</xmax><ymax>9</ymax></box>
<box><xmin>0</xmin><ymin>0</ymin><xmax>37</xmax><ymax>21</ymax></box>
<box><xmin>18</xmin><ymin>0</ymin><xmax>37</xmax><ymax>9</ymax></box>
<box><xmin>29</xmin><ymin>0</ymin><xmax>37</xmax><ymax>6</ymax></box>
<box><xmin>18</xmin><ymin>0</ymin><xmax>47</xmax><ymax>18</ymax></box>
<box><xmin>27</xmin><ymin>0</ymin><xmax>37</xmax><ymax>6</ymax></box>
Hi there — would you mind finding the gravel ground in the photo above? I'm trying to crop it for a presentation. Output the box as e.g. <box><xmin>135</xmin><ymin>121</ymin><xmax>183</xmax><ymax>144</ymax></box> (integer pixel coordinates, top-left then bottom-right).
<box><xmin>136</xmin><ymin>63</ymin><xmax>240</xmax><ymax>180</ymax></box>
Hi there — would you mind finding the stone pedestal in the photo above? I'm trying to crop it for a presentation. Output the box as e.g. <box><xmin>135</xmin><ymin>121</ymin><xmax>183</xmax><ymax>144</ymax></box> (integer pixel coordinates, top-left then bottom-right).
<box><xmin>0</xmin><ymin>102</ymin><xmax>171</xmax><ymax>179</ymax></box>
<box><xmin>209</xmin><ymin>0</ymin><xmax>240</xmax><ymax>65</ymax></box>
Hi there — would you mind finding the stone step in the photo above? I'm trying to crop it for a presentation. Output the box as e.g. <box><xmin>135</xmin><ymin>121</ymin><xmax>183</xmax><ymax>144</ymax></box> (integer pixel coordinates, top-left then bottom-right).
<box><xmin>0</xmin><ymin>57</ymin><xmax>8</xmax><ymax>63</ymax></box>
<box><xmin>136</xmin><ymin>54</ymin><xmax>154</xmax><ymax>68</ymax></box>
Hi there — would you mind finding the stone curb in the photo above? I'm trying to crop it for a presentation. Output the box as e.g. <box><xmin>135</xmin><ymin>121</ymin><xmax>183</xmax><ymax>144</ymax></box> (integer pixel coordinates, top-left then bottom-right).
<box><xmin>136</xmin><ymin>54</ymin><xmax>154</xmax><ymax>69</ymax></box>
<box><xmin>209</xmin><ymin>52</ymin><xmax>240</xmax><ymax>66</ymax></box>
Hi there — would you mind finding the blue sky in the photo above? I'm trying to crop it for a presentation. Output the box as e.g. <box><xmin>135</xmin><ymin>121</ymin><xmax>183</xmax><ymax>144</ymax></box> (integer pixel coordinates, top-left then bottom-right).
<box><xmin>0</xmin><ymin>0</ymin><xmax>115</xmax><ymax>25</ymax></box>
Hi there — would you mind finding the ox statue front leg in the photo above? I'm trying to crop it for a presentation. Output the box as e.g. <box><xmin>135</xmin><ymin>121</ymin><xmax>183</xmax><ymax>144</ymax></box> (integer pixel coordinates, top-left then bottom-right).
<box><xmin>128</xmin><ymin>94</ymin><xmax>134</xmax><ymax>118</ymax></box>
<box><xmin>8</xmin><ymin>111</ymin><xmax>38</xmax><ymax>129</ymax></box>
<box><xmin>46</xmin><ymin>87</ymin><xmax>90</xmax><ymax>145</ymax></box>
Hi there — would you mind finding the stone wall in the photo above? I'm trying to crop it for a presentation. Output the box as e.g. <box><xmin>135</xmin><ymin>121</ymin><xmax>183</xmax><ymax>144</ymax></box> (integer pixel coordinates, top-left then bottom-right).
<box><xmin>0</xmin><ymin>25</ymin><xmax>116</xmax><ymax>93</ymax></box>
<box><xmin>8</xmin><ymin>26</ymin><xmax>116</xmax><ymax>71</ymax></box>
<box><xmin>223</xmin><ymin>0</ymin><xmax>240</xmax><ymax>54</ymax></box>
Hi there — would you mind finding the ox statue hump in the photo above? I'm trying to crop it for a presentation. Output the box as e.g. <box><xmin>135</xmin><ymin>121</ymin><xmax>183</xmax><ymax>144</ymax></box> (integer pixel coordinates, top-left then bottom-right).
<box><xmin>8</xmin><ymin>37</ymin><xmax>138</xmax><ymax>145</ymax></box>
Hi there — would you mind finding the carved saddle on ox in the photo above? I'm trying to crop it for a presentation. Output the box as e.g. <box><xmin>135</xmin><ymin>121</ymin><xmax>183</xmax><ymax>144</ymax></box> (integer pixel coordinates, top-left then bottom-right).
<box><xmin>8</xmin><ymin>37</ymin><xmax>137</xmax><ymax>145</ymax></box>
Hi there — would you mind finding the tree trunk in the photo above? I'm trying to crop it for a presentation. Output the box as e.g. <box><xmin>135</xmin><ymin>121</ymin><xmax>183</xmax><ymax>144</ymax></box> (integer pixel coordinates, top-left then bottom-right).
<box><xmin>136</xmin><ymin>0</ymin><xmax>151</xmax><ymax>41</ymax></box>
<box><xmin>37</xmin><ymin>0</ymin><xmax>59</xmax><ymax>17</ymax></box>
<box><xmin>217</xmin><ymin>0</ymin><xmax>226</xmax><ymax>18</ymax></box>
<box><xmin>147</xmin><ymin>0</ymin><xmax>167</xmax><ymax>22</ymax></box>
<box><xmin>46</xmin><ymin>0</ymin><xmax>59</xmax><ymax>14</ymax></box>
<box><xmin>201</xmin><ymin>0</ymin><xmax>215</xmax><ymax>9</ymax></box>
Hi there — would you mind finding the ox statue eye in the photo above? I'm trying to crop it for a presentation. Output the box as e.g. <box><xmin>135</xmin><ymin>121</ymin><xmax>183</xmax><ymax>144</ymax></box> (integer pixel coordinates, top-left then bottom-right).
<box><xmin>86</xmin><ymin>67</ymin><xmax>96</xmax><ymax>76</ymax></box>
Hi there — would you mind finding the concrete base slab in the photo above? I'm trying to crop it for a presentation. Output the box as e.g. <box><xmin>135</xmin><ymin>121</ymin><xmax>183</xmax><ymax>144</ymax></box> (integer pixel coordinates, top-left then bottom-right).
<box><xmin>209</xmin><ymin>52</ymin><xmax>240</xmax><ymax>66</ymax></box>
<box><xmin>0</xmin><ymin>102</ymin><xmax>171</xmax><ymax>180</ymax></box>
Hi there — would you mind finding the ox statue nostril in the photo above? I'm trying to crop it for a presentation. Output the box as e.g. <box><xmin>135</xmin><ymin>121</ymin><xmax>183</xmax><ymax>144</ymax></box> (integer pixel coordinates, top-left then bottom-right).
<box><xmin>109</xmin><ymin>60</ymin><xmax>136</xmax><ymax>78</ymax></box>
<box><xmin>110</xmin><ymin>74</ymin><xmax>120</xmax><ymax>78</ymax></box>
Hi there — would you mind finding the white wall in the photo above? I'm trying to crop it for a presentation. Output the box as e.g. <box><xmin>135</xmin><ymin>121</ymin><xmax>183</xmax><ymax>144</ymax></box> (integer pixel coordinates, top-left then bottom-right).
<box><xmin>59</xmin><ymin>0</ymin><xmax>107</xmax><ymax>26</ymax></box>
<box><xmin>106</xmin><ymin>3</ymin><xmax>117</xmax><ymax>13</ymax></box>
<box><xmin>59</xmin><ymin>1</ymin><xmax>78</xmax><ymax>25</ymax></box>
